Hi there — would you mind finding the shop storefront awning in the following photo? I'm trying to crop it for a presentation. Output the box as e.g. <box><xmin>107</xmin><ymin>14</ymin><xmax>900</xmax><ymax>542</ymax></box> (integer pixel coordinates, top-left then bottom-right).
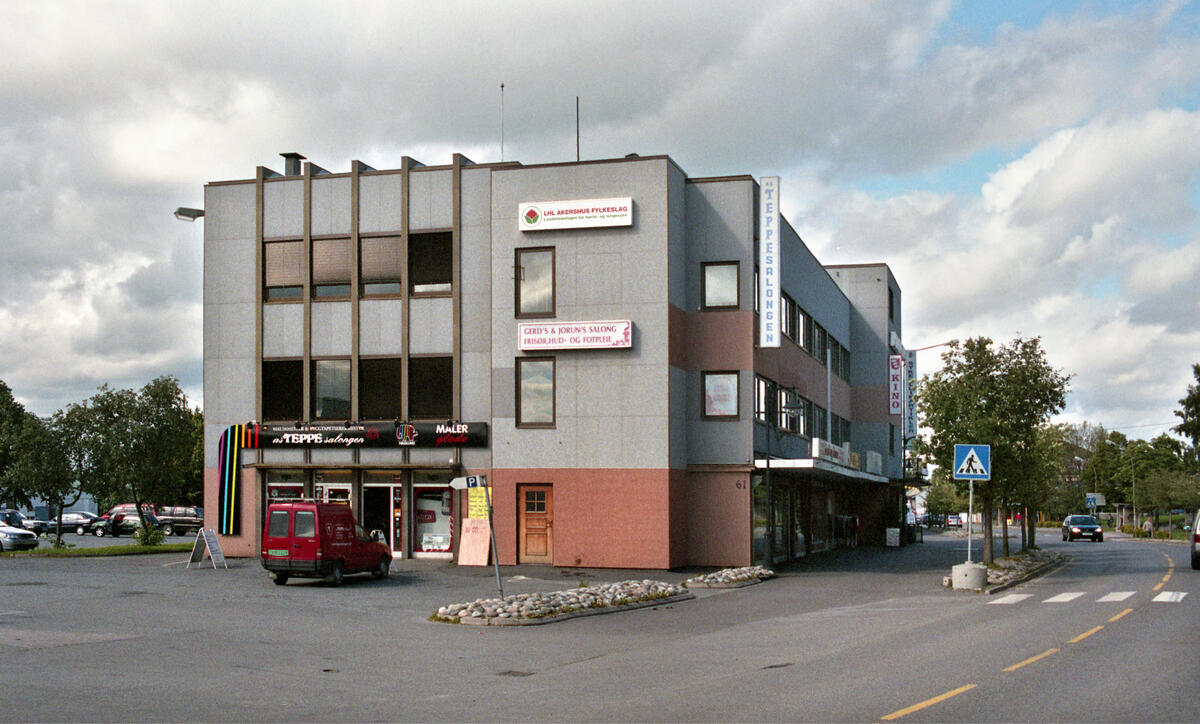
<box><xmin>753</xmin><ymin>457</ymin><xmax>890</xmax><ymax>484</ymax></box>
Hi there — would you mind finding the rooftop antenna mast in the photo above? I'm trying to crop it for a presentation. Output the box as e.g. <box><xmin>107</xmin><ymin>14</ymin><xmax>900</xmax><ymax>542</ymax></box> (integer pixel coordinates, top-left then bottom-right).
<box><xmin>500</xmin><ymin>82</ymin><xmax>505</xmax><ymax>162</ymax></box>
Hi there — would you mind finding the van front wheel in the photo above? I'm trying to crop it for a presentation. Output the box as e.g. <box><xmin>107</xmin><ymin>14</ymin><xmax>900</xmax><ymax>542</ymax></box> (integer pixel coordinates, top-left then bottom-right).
<box><xmin>325</xmin><ymin>562</ymin><xmax>344</xmax><ymax>587</ymax></box>
<box><xmin>374</xmin><ymin>557</ymin><xmax>390</xmax><ymax>579</ymax></box>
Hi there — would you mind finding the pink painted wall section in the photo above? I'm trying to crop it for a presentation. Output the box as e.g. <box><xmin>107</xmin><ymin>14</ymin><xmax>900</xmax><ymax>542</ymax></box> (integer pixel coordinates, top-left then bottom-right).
<box><xmin>203</xmin><ymin>466</ymin><xmax>260</xmax><ymax>558</ymax></box>
<box><xmin>685</xmin><ymin>469</ymin><xmax>752</xmax><ymax>567</ymax></box>
<box><xmin>754</xmin><ymin>341</ymin><xmax>851</xmax><ymax>416</ymax></box>
<box><xmin>490</xmin><ymin>468</ymin><xmax>676</xmax><ymax>569</ymax></box>
<box><xmin>669</xmin><ymin>305</ymin><xmax>754</xmax><ymax>370</ymax></box>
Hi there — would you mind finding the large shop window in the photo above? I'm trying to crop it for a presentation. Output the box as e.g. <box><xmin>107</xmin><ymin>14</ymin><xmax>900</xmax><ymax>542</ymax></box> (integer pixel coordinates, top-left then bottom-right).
<box><xmin>312</xmin><ymin>359</ymin><xmax>351</xmax><ymax>420</ymax></box>
<box><xmin>409</xmin><ymin>232</ymin><xmax>452</xmax><ymax>295</ymax></box>
<box><xmin>262</xmin><ymin>360</ymin><xmax>302</xmax><ymax>421</ymax></box>
<box><xmin>264</xmin><ymin>240</ymin><xmax>304</xmax><ymax>301</ymax></box>
<box><xmin>359</xmin><ymin>358</ymin><xmax>403</xmax><ymax>420</ymax></box>
<box><xmin>515</xmin><ymin>247</ymin><xmax>555</xmax><ymax>317</ymax></box>
<box><xmin>361</xmin><ymin>236</ymin><xmax>402</xmax><ymax>296</ymax></box>
<box><xmin>517</xmin><ymin>357</ymin><xmax>555</xmax><ymax>427</ymax></box>
<box><xmin>312</xmin><ymin>238</ymin><xmax>352</xmax><ymax>299</ymax></box>
<box><xmin>408</xmin><ymin>356</ymin><xmax>452</xmax><ymax>419</ymax></box>
<box><xmin>703</xmin><ymin>371</ymin><xmax>740</xmax><ymax>419</ymax></box>
<box><xmin>702</xmin><ymin>261</ymin><xmax>739</xmax><ymax>309</ymax></box>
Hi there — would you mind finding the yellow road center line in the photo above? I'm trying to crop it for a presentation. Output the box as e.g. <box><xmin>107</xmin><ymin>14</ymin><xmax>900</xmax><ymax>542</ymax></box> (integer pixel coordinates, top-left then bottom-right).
<box><xmin>1069</xmin><ymin>625</ymin><xmax>1104</xmax><ymax>643</ymax></box>
<box><xmin>1153</xmin><ymin>581</ymin><xmax>1164</xmax><ymax>591</ymax></box>
<box><xmin>881</xmin><ymin>684</ymin><xmax>977</xmax><ymax>721</ymax></box>
<box><xmin>1003</xmin><ymin>648</ymin><xmax>1059</xmax><ymax>672</ymax></box>
<box><xmin>1108</xmin><ymin>608</ymin><xmax>1133</xmax><ymax>622</ymax></box>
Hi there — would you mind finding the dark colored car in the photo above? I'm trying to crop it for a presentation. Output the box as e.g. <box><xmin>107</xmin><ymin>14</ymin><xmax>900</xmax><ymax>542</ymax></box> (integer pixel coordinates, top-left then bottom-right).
<box><xmin>2</xmin><ymin>509</ymin><xmax>46</xmax><ymax>536</ymax></box>
<box><xmin>1062</xmin><ymin>514</ymin><xmax>1103</xmax><ymax>542</ymax></box>
<box><xmin>156</xmin><ymin>506</ymin><xmax>204</xmax><ymax>536</ymax></box>
<box><xmin>261</xmin><ymin>501</ymin><xmax>391</xmax><ymax>586</ymax></box>
<box><xmin>86</xmin><ymin>505</ymin><xmax>161</xmax><ymax>537</ymax></box>
<box><xmin>44</xmin><ymin>511</ymin><xmax>98</xmax><ymax>536</ymax></box>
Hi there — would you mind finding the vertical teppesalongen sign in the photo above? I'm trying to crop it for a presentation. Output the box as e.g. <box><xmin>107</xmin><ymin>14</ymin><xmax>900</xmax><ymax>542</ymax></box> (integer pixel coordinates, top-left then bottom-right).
<box><xmin>758</xmin><ymin>177</ymin><xmax>781</xmax><ymax>348</ymax></box>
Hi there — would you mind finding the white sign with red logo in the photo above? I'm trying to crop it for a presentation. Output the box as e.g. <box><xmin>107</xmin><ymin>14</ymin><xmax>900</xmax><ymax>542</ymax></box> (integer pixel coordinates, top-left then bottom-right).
<box><xmin>518</xmin><ymin>197</ymin><xmax>633</xmax><ymax>231</ymax></box>
<box><xmin>888</xmin><ymin>354</ymin><xmax>905</xmax><ymax>415</ymax></box>
<box><xmin>518</xmin><ymin>320</ymin><xmax>632</xmax><ymax>350</ymax></box>
<box><xmin>813</xmin><ymin>438</ymin><xmax>849</xmax><ymax>466</ymax></box>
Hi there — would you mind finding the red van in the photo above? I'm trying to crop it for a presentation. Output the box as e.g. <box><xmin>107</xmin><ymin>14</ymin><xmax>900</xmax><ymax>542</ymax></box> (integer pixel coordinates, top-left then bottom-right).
<box><xmin>261</xmin><ymin>500</ymin><xmax>392</xmax><ymax>586</ymax></box>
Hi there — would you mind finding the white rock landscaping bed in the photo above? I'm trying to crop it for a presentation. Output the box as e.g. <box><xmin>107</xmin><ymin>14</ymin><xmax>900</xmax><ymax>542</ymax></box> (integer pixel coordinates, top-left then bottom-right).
<box><xmin>430</xmin><ymin>567</ymin><xmax>775</xmax><ymax>626</ymax></box>
<box><xmin>682</xmin><ymin>565</ymin><xmax>775</xmax><ymax>588</ymax></box>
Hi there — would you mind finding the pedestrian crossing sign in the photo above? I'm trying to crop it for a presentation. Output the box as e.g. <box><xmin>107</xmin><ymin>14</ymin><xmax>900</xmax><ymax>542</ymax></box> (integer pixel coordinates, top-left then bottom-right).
<box><xmin>953</xmin><ymin>444</ymin><xmax>991</xmax><ymax>480</ymax></box>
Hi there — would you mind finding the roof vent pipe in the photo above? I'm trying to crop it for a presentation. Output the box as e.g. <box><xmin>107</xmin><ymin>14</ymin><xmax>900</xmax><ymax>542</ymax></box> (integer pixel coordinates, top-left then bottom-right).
<box><xmin>281</xmin><ymin>152</ymin><xmax>306</xmax><ymax>176</ymax></box>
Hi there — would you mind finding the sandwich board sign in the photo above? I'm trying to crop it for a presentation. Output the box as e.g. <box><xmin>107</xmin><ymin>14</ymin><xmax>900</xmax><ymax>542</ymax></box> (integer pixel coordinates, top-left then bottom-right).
<box><xmin>953</xmin><ymin>444</ymin><xmax>991</xmax><ymax>481</ymax></box>
<box><xmin>187</xmin><ymin>527</ymin><xmax>228</xmax><ymax>569</ymax></box>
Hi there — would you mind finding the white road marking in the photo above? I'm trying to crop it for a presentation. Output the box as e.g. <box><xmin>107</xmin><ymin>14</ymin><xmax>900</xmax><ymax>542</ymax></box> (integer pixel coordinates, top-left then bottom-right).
<box><xmin>1152</xmin><ymin>591</ymin><xmax>1188</xmax><ymax>603</ymax></box>
<box><xmin>1043</xmin><ymin>592</ymin><xmax>1086</xmax><ymax>603</ymax></box>
<box><xmin>1096</xmin><ymin>591</ymin><xmax>1136</xmax><ymax>602</ymax></box>
<box><xmin>988</xmin><ymin>594</ymin><xmax>1033</xmax><ymax>604</ymax></box>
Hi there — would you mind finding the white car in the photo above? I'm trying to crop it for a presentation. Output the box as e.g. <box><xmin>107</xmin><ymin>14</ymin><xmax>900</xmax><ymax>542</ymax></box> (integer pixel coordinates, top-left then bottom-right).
<box><xmin>0</xmin><ymin>522</ymin><xmax>40</xmax><ymax>551</ymax></box>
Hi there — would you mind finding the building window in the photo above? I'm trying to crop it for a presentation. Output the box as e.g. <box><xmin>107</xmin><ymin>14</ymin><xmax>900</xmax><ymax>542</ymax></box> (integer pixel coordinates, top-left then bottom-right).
<box><xmin>702</xmin><ymin>262</ymin><xmax>739</xmax><ymax>309</ymax></box>
<box><xmin>312</xmin><ymin>237</ymin><xmax>352</xmax><ymax>299</ymax></box>
<box><xmin>262</xmin><ymin>360</ymin><xmax>302</xmax><ymax>421</ymax></box>
<box><xmin>409</xmin><ymin>231</ymin><xmax>452</xmax><ymax>295</ymax></box>
<box><xmin>814</xmin><ymin>325</ymin><xmax>828</xmax><ymax>364</ymax></box>
<box><xmin>312</xmin><ymin>359</ymin><xmax>351</xmax><ymax>420</ymax></box>
<box><xmin>264</xmin><ymin>240</ymin><xmax>304</xmax><ymax>301</ymax></box>
<box><xmin>703</xmin><ymin>371</ymin><xmax>739</xmax><ymax>419</ymax></box>
<box><xmin>778</xmin><ymin>387</ymin><xmax>804</xmax><ymax>434</ymax></box>
<box><xmin>755</xmin><ymin>376</ymin><xmax>775</xmax><ymax>424</ymax></box>
<box><xmin>517</xmin><ymin>357</ymin><xmax>555</xmax><ymax>427</ymax></box>
<box><xmin>409</xmin><ymin>356</ymin><xmax>453</xmax><ymax>419</ymax></box>
<box><xmin>889</xmin><ymin>287</ymin><xmax>895</xmax><ymax>322</ymax></box>
<box><xmin>361</xmin><ymin>236</ymin><xmax>403</xmax><ymax>297</ymax></box>
<box><xmin>359</xmin><ymin>358</ymin><xmax>403</xmax><ymax>420</ymax></box>
<box><xmin>781</xmin><ymin>294</ymin><xmax>797</xmax><ymax>342</ymax></box>
<box><xmin>515</xmin><ymin>247</ymin><xmax>555</xmax><ymax>317</ymax></box>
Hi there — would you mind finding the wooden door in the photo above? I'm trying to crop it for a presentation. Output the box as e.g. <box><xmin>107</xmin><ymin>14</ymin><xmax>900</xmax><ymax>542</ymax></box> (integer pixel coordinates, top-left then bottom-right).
<box><xmin>518</xmin><ymin>485</ymin><xmax>553</xmax><ymax>564</ymax></box>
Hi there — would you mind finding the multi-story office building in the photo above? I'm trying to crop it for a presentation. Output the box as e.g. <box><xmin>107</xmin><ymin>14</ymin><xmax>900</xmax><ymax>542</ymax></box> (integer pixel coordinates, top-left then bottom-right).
<box><xmin>201</xmin><ymin>152</ymin><xmax>905</xmax><ymax>569</ymax></box>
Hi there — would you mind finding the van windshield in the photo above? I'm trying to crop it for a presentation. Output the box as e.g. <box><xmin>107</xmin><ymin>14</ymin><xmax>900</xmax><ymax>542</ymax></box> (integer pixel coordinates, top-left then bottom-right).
<box><xmin>267</xmin><ymin>510</ymin><xmax>290</xmax><ymax>537</ymax></box>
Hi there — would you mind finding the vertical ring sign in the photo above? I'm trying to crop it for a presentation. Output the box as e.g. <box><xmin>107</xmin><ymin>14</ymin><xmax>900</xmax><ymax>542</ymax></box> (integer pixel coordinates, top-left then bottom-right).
<box><xmin>217</xmin><ymin>425</ymin><xmax>249</xmax><ymax>535</ymax></box>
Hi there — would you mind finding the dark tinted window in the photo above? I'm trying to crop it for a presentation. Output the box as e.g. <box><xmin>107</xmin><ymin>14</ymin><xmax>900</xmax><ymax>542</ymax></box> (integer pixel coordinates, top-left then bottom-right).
<box><xmin>294</xmin><ymin>511</ymin><xmax>316</xmax><ymax>538</ymax></box>
<box><xmin>267</xmin><ymin>510</ymin><xmax>290</xmax><ymax>537</ymax></box>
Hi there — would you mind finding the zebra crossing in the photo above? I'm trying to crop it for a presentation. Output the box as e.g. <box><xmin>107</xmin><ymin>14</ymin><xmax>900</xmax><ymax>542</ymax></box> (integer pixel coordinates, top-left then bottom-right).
<box><xmin>988</xmin><ymin>591</ymin><xmax>1188</xmax><ymax>605</ymax></box>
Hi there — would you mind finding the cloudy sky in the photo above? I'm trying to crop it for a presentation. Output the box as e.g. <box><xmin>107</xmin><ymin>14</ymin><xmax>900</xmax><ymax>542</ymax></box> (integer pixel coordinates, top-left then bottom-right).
<box><xmin>2</xmin><ymin>0</ymin><xmax>1198</xmax><ymax>442</ymax></box>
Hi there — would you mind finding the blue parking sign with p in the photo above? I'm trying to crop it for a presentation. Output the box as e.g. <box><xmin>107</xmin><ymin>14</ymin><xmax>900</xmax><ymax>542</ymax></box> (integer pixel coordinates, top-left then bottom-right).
<box><xmin>953</xmin><ymin>444</ymin><xmax>991</xmax><ymax>480</ymax></box>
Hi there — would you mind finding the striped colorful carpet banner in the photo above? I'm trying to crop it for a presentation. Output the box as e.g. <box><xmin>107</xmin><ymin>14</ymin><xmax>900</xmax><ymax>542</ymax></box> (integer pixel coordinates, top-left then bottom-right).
<box><xmin>217</xmin><ymin>424</ymin><xmax>248</xmax><ymax>536</ymax></box>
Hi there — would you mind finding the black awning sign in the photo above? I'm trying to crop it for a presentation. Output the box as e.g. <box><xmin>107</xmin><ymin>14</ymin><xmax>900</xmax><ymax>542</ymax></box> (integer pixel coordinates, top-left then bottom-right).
<box><xmin>241</xmin><ymin>421</ymin><xmax>489</xmax><ymax>449</ymax></box>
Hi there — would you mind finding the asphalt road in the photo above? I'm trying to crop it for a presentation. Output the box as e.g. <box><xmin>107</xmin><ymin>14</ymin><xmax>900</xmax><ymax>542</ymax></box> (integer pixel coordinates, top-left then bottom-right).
<box><xmin>1</xmin><ymin>530</ymin><xmax>1195</xmax><ymax>722</ymax></box>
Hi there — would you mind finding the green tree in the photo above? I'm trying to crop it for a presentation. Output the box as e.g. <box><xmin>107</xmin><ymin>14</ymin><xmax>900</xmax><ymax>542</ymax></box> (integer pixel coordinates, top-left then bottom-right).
<box><xmin>6</xmin><ymin>413</ymin><xmax>78</xmax><ymax>546</ymax></box>
<box><xmin>1175</xmin><ymin>363</ymin><xmax>1200</xmax><ymax>471</ymax></box>
<box><xmin>0</xmin><ymin>380</ymin><xmax>30</xmax><ymax>508</ymax></box>
<box><xmin>66</xmin><ymin>376</ymin><xmax>202</xmax><ymax>545</ymax></box>
<box><xmin>924</xmin><ymin>477</ymin><xmax>962</xmax><ymax>519</ymax></box>
<box><xmin>915</xmin><ymin>337</ymin><xmax>1069</xmax><ymax>564</ymax></box>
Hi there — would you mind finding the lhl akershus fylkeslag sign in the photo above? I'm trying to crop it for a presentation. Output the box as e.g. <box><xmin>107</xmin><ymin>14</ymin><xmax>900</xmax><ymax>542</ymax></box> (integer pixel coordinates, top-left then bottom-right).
<box><xmin>518</xmin><ymin>197</ymin><xmax>632</xmax><ymax>231</ymax></box>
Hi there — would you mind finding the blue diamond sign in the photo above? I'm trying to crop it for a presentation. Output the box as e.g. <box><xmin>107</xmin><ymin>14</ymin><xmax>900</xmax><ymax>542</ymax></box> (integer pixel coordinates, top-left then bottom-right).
<box><xmin>953</xmin><ymin>444</ymin><xmax>991</xmax><ymax>481</ymax></box>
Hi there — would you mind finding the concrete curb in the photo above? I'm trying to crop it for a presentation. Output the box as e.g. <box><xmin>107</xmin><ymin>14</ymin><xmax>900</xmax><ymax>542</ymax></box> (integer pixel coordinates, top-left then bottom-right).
<box><xmin>985</xmin><ymin>556</ymin><xmax>1067</xmax><ymax>595</ymax></box>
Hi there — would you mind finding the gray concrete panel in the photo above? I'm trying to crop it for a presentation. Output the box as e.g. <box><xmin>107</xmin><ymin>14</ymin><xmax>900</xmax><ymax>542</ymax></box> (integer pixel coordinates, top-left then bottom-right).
<box><xmin>203</xmin><ymin>238</ymin><xmax>256</xmax><ymax>306</ymax></box>
<box><xmin>409</xmin><ymin>169</ymin><xmax>453</xmax><ymax>230</ymax></box>
<box><xmin>311</xmin><ymin>301</ymin><xmax>352</xmax><ymax>357</ymax></box>
<box><xmin>262</xmin><ymin>179</ymin><xmax>304</xmax><ymax>237</ymax></box>
<box><xmin>358</xmin><ymin>173</ymin><xmax>404</xmax><ymax>234</ymax></box>
<box><xmin>492</xmin><ymin>366</ymin><xmax>515</xmax><ymax>419</ymax></box>
<box><xmin>311</xmin><ymin>449</ymin><xmax>354</xmax><ymax>465</ymax></box>
<box><xmin>669</xmin><ymin>367</ymin><xmax>688</xmax><ymax>470</ymax></box>
<box><xmin>460</xmin><ymin>166</ymin><xmax>493</xmax><ymax>228</ymax></box>
<box><xmin>262</xmin><ymin>303</ymin><xmax>304</xmax><ymax>358</ymax></box>
<box><xmin>209</xmin><ymin>302</ymin><xmax>256</xmax><ymax>360</ymax></box>
<box><xmin>261</xmin><ymin>449</ymin><xmax>306</xmax><ymax>465</ymax></box>
<box><xmin>203</xmin><ymin>182</ymin><xmax>256</xmax><ymax>242</ymax></box>
<box><xmin>359</xmin><ymin>299</ymin><xmax>404</xmax><ymax>356</ymax></box>
<box><xmin>358</xmin><ymin>448</ymin><xmax>410</xmax><ymax>465</ymax></box>
<box><xmin>685</xmin><ymin>180</ymin><xmax>755</xmax><ymax>312</ymax></box>
<box><xmin>460</xmin><ymin>351</ymin><xmax>492</xmax><ymax>422</ymax></box>
<box><xmin>409</xmin><ymin>296</ymin><xmax>453</xmax><ymax>354</ymax></box>
<box><xmin>310</xmin><ymin>176</ymin><xmax>352</xmax><ymax>236</ymax></box>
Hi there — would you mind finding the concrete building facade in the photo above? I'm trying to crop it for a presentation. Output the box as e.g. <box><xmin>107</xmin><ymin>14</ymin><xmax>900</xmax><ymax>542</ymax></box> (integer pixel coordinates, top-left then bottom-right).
<box><xmin>201</xmin><ymin>152</ymin><xmax>906</xmax><ymax>570</ymax></box>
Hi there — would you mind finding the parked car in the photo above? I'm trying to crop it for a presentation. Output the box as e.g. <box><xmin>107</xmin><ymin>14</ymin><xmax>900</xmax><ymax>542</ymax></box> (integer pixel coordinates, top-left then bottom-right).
<box><xmin>1191</xmin><ymin>509</ymin><xmax>1199</xmax><ymax>570</ymax></box>
<box><xmin>1062</xmin><ymin>514</ymin><xmax>1103</xmax><ymax>542</ymax></box>
<box><xmin>156</xmin><ymin>506</ymin><xmax>203</xmax><ymax>536</ymax></box>
<box><xmin>2</xmin><ymin>509</ymin><xmax>46</xmax><ymax>536</ymax></box>
<box><xmin>0</xmin><ymin>522</ymin><xmax>39</xmax><ymax>551</ymax></box>
<box><xmin>85</xmin><ymin>505</ymin><xmax>161</xmax><ymax>537</ymax></box>
<box><xmin>261</xmin><ymin>500</ymin><xmax>391</xmax><ymax>586</ymax></box>
<box><xmin>44</xmin><ymin>511</ymin><xmax>98</xmax><ymax>536</ymax></box>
